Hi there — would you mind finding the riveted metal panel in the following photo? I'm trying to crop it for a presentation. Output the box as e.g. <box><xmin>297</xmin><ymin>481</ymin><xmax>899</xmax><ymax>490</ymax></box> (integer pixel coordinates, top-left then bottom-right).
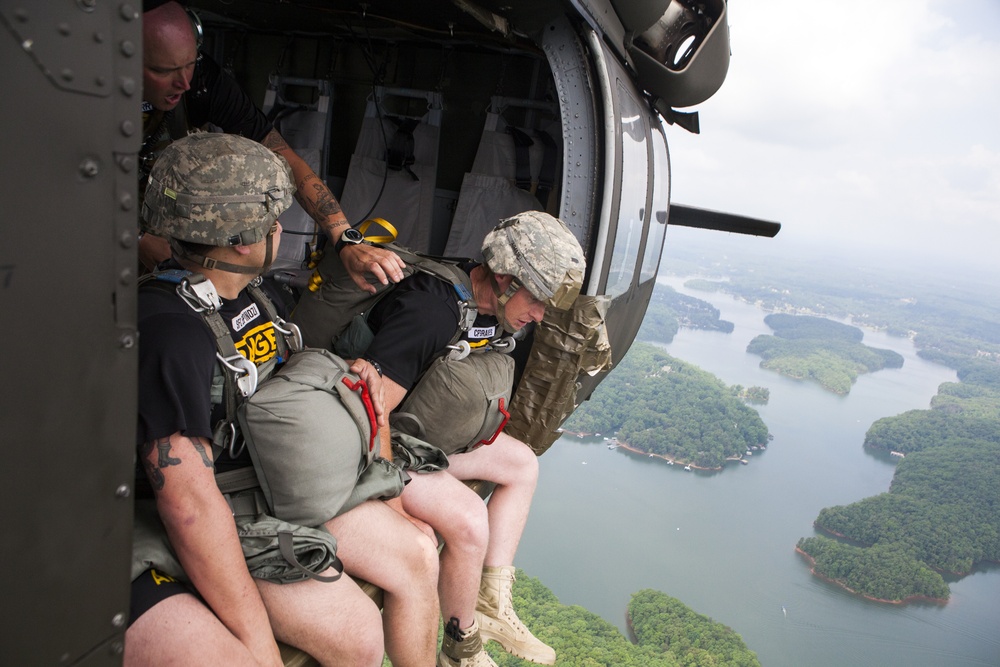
<box><xmin>0</xmin><ymin>1</ymin><xmax>140</xmax><ymax>664</ymax></box>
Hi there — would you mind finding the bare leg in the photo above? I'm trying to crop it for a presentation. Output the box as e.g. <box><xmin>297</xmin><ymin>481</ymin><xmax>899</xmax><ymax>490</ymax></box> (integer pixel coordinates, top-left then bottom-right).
<box><xmin>325</xmin><ymin>499</ymin><xmax>440</xmax><ymax>667</ymax></box>
<box><xmin>446</xmin><ymin>433</ymin><xmax>539</xmax><ymax>565</ymax></box>
<box><xmin>257</xmin><ymin>570</ymin><xmax>384</xmax><ymax>666</ymax></box>
<box><xmin>125</xmin><ymin>593</ymin><xmax>258</xmax><ymax>667</ymax></box>
<box><xmin>401</xmin><ymin>470</ymin><xmax>489</xmax><ymax>627</ymax></box>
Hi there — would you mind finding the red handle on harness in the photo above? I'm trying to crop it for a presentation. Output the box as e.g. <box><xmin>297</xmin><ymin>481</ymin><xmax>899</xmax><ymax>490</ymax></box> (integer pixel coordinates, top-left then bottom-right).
<box><xmin>341</xmin><ymin>376</ymin><xmax>378</xmax><ymax>454</ymax></box>
<box><xmin>476</xmin><ymin>397</ymin><xmax>510</xmax><ymax>447</ymax></box>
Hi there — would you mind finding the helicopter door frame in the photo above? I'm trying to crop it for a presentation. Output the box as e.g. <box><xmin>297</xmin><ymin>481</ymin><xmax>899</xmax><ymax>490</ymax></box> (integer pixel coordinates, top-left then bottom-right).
<box><xmin>539</xmin><ymin>15</ymin><xmax>601</xmax><ymax>281</ymax></box>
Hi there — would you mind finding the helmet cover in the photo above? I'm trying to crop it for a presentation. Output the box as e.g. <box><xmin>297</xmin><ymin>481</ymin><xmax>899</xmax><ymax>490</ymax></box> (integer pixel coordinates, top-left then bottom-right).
<box><xmin>481</xmin><ymin>211</ymin><xmax>585</xmax><ymax>310</ymax></box>
<box><xmin>141</xmin><ymin>133</ymin><xmax>294</xmax><ymax>246</ymax></box>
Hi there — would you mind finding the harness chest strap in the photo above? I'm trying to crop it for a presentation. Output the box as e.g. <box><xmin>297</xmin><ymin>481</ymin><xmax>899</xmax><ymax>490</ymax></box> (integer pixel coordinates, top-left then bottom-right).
<box><xmin>138</xmin><ymin>270</ymin><xmax>300</xmax><ymax>456</ymax></box>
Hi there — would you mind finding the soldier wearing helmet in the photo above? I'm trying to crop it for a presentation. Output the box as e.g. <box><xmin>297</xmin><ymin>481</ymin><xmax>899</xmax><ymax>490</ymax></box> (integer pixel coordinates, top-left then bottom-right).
<box><xmin>480</xmin><ymin>210</ymin><xmax>585</xmax><ymax>332</ymax></box>
<box><xmin>131</xmin><ymin>133</ymin><xmax>440</xmax><ymax>667</ymax></box>
<box><xmin>327</xmin><ymin>210</ymin><xmax>585</xmax><ymax>667</ymax></box>
<box><xmin>139</xmin><ymin>1</ymin><xmax>405</xmax><ymax>293</ymax></box>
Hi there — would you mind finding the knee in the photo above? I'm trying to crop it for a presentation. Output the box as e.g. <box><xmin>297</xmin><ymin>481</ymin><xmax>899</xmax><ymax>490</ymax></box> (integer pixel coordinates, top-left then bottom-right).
<box><xmin>443</xmin><ymin>498</ymin><xmax>490</xmax><ymax>556</ymax></box>
<box><xmin>313</xmin><ymin>600</ymin><xmax>383</xmax><ymax>666</ymax></box>
<box><xmin>508</xmin><ymin>438</ymin><xmax>539</xmax><ymax>483</ymax></box>
<box><xmin>345</xmin><ymin>618</ymin><xmax>385</xmax><ymax>667</ymax></box>
<box><xmin>405</xmin><ymin>531</ymin><xmax>441</xmax><ymax>582</ymax></box>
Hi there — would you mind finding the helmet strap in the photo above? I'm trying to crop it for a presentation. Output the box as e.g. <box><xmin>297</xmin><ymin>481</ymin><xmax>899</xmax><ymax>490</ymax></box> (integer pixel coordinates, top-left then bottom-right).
<box><xmin>489</xmin><ymin>273</ymin><xmax>522</xmax><ymax>334</ymax></box>
<box><xmin>170</xmin><ymin>232</ymin><xmax>275</xmax><ymax>276</ymax></box>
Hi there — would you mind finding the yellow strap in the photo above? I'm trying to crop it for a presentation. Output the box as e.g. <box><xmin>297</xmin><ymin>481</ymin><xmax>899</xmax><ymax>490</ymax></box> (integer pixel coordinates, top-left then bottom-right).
<box><xmin>358</xmin><ymin>218</ymin><xmax>398</xmax><ymax>244</ymax></box>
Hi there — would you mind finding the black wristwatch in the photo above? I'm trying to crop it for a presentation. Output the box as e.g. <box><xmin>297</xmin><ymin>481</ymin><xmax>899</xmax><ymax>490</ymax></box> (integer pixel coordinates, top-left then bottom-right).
<box><xmin>334</xmin><ymin>227</ymin><xmax>365</xmax><ymax>253</ymax></box>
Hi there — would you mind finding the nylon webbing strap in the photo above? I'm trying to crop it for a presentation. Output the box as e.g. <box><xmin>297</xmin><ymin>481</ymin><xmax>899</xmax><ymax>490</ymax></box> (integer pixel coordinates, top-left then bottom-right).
<box><xmin>216</xmin><ymin>466</ymin><xmax>262</xmax><ymax>495</ymax></box>
<box><xmin>385</xmin><ymin>244</ymin><xmax>479</xmax><ymax>337</ymax></box>
<box><xmin>278</xmin><ymin>531</ymin><xmax>344</xmax><ymax>582</ymax></box>
<box><xmin>506</xmin><ymin>125</ymin><xmax>534</xmax><ymax>190</ymax></box>
<box><xmin>386</xmin><ymin>116</ymin><xmax>419</xmax><ymax>181</ymax></box>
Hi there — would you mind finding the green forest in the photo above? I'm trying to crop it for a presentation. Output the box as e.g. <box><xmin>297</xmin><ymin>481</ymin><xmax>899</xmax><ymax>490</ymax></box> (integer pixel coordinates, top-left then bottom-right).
<box><xmin>659</xmin><ymin>244</ymin><xmax>1000</xmax><ymax>604</ymax></box>
<box><xmin>795</xmin><ymin>537</ymin><xmax>951</xmax><ymax>602</ymax></box>
<box><xmin>746</xmin><ymin>314</ymin><xmax>904</xmax><ymax>394</ymax></box>
<box><xmin>799</xmin><ymin>350</ymin><xmax>1000</xmax><ymax>600</ymax></box>
<box><xmin>474</xmin><ymin>573</ymin><xmax>759</xmax><ymax>666</ymax></box>
<box><xmin>564</xmin><ymin>343</ymin><xmax>769</xmax><ymax>468</ymax></box>
<box><xmin>637</xmin><ymin>284</ymin><xmax>734</xmax><ymax>343</ymax></box>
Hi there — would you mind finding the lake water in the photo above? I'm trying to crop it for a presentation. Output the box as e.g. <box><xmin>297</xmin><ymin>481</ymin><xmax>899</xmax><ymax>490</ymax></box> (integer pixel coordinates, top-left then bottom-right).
<box><xmin>515</xmin><ymin>277</ymin><xmax>1000</xmax><ymax>667</ymax></box>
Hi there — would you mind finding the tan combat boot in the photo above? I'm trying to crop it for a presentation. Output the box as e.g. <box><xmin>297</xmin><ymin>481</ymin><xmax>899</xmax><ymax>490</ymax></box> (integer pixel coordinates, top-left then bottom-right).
<box><xmin>437</xmin><ymin>617</ymin><xmax>499</xmax><ymax>667</ymax></box>
<box><xmin>474</xmin><ymin>566</ymin><xmax>556</xmax><ymax>665</ymax></box>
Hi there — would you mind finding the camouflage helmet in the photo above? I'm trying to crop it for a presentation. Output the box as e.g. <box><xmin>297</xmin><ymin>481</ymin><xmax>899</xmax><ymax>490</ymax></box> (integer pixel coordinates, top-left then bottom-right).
<box><xmin>481</xmin><ymin>211</ymin><xmax>585</xmax><ymax>310</ymax></box>
<box><xmin>141</xmin><ymin>133</ymin><xmax>294</xmax><ymax>246</ymax></box>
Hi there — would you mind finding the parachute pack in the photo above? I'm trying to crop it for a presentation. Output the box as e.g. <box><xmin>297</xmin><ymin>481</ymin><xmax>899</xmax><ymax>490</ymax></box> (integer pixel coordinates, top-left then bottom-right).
<box><xmin>292</xmin><ymin>240</ymin><xmax>516</xmax><ymax>455</ymax></box>
<box><xmin>135</xmin><ymin>269</ymin><xmax>405</xmax><ymax>583</ymax></box>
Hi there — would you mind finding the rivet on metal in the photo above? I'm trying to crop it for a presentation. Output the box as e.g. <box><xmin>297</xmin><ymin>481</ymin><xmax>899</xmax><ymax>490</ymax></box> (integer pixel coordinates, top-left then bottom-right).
<box><xmin>79</xmin><ymin>159</ymin><xmax>99</xmax><ymax>178</ymax></box>
<box><xmin>115</xmin><ymin>484</ymin><xmax>131</xmax><ymax>499</ymax></box>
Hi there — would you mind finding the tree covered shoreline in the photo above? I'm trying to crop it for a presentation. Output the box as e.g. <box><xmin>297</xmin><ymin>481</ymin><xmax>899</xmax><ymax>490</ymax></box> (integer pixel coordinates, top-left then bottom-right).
<box><xmin>747</xmin><ymin>313</ymin><xmax>904</xmax><ymax>394</ymax></box>
<box><xmin>478</xmin><ymin>571</ymin><xmax>760</xmax><ymax>666</ymax></box>
<box><xmin>564</xmin><ymin>343</ymin><xmax>770</xmax><ymax>469</ymax></box>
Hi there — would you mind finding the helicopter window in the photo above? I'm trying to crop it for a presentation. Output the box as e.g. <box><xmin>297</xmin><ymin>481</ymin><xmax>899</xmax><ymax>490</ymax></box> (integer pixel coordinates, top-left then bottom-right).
<box><xmin>639</xmin><ymin>123</ymin><xmax>670</xmax><ymax>283</ymax></box>
<box><xmin>605</xmin><ymin>83</ymin><xmax>649</xmax><ymax>299</ymax></box>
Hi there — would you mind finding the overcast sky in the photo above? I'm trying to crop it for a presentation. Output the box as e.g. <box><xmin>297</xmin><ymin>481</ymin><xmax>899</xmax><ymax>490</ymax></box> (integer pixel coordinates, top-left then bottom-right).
<box><xmin>663</xmin><ymin>0</ymin><xmax>1000</xmax><ymax>274</ymax></box>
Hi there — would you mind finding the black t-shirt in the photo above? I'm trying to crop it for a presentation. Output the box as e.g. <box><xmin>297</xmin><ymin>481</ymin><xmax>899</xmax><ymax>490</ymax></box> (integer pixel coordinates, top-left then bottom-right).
<box><xmin>365</xmin><ymin>264</ymin><xmax>500</xmax><ymax>390</ymax></box>
<box><xmin>137</xmin><ymin>273</ymin><xmax>288</xmax><ymax>469</ymax></box>
<box><xmin>183</xmin><ymin>54</ymin><xmax>273</xmax><ymax>141</ymax></box>
<box><xmin>140</xmin><ymin>55</ymin><xmax>274</xmax><ymax>202</ymax></box>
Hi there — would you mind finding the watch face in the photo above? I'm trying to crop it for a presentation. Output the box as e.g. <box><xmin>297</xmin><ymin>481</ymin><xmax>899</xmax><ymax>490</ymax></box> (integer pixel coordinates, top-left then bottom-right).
<box><xmin>343</xmin><ymin>228</ymin><xmax>364</xmax><ymax>243</ymax></box>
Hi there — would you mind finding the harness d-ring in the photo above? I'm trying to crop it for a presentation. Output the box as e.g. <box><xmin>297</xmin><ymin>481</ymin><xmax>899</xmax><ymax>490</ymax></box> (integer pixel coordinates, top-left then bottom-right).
<box><xmin>273</xmin><ymin>319</ymin><xmax>304</xmax><ymax>352</ymax></box>
<box><xmin>217</xmin><ymin>353</ymin><xmax>259</xmax><ymax>398</ymax></box>
<box><xmin>446</xmin><ymin>339</ymin><xmax>471</xmax><ymax>361</ymax></box>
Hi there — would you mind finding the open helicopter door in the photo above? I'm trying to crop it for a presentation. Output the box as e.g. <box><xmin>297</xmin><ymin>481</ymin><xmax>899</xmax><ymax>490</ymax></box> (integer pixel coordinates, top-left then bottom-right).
<box><xmin>261</xmin><ymin>76</ymin><xmax>333</xmax><ymax>278</ymax></box>
<box><xmin>338</xmin><ymin>86</ymin><xmax>444</xmax><ymax>252</ymax></box>
<box><xmin>444</xmin><ymin>96</ymin><xmax>561</xmax><ymax>260</ymax></box>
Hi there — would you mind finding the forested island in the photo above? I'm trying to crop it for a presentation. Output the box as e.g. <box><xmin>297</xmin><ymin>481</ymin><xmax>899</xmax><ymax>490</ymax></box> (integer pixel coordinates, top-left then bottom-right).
<box><xmin>660</xmin><ymin>243</ymin><xmax>1000</xmax><ymax>606</ymax></box>
<box><xmin>478</xmin><ymin>573</ymin><xmax>759</xmax><ymax>666</ymax></box>
<box><xmin>637</xmin><ymin>284</ymin><xmax>734</xmax><ymax>343</ymax></box>
<box><xmin>796</xmin><ymin>358</ymin><xmax>1000</xmax><ymax>602</ymax></box>
<box><xmin>564</xmin><ymin>343</ymin><xmax>769</xmax><ymax>469</ymax></box>
<box><xmin>746</xmin><ymin>313</ymin><xmax>904</xmax><ymax>394</ymax></box>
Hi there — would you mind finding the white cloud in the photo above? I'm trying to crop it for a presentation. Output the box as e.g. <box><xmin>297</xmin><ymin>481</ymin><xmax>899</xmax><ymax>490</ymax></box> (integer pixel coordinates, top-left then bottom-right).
<box><xmin>666</xmin><ymin>0</ymin><xmax>1000</xmax><ymax>273</ymax></box>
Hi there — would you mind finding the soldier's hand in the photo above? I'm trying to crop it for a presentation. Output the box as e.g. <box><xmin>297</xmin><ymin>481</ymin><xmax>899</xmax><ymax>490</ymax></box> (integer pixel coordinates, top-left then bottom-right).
<box><xmin>339</xmin><ymin>243</ymin><xmax>406</xmax><ymax>294</ymax></box>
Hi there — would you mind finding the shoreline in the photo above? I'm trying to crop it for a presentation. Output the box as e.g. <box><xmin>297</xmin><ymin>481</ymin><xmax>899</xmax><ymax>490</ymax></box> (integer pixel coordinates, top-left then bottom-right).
<box><xmin>561</xmin><ymin>430</ymin><xmax>755</xmax><ymax>471</ymax></box>
<box><xmin>814</xmin><ymin>524</ymin><xmax>999</xmax><ymax>578</ymax></box>
<box><xmin>794</xmin><ymin>547</ymin><xmax>948</xmax><ymax>606</ymax></box>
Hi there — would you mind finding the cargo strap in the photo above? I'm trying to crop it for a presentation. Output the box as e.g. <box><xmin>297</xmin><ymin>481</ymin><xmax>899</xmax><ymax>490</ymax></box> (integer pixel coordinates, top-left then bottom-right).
<box><xmin>386</xmin><ymin>115</ymin><xmax>420</xmax><ymax>181</ymax></box>
<box><xmin>504</xmin><ymin>125</ymin><xmax>557</xmax><ymax>208</ymax></box>
<box><xmin>216</xmin><ymin>467</ymin><xmax>344</xmax><ymax>583</ymax></box>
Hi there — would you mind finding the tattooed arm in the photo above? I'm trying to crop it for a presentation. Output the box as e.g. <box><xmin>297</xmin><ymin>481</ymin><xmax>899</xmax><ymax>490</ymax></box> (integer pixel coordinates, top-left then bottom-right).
<box><xmin>140</xmin><ymin>432</ymin><xmax>283</xmax><ymax>667</ymax></box>
<box><xmin>262</xmin><ymin>129</ymin><xmax>406</xmax><ymax>293</ymax></box>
